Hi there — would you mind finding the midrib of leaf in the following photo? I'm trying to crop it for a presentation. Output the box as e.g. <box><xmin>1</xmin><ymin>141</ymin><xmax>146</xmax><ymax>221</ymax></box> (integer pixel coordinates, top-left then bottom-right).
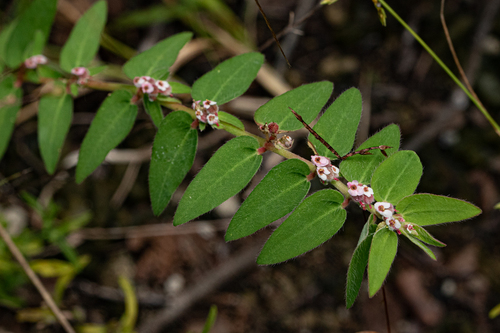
<box><xmin>74</xmin><ymin>23</ymin><xmax>97</xmax><ymax>67</ymax></box>
<box><xmin>287</xmin><ymin>202</ymin><xmax>343</xmax><ymax>236</ymax></box>
<box><xmin>156</xmin><ymin>129</ymin><xmax>192</xmax><ymax>198</ymax></box>
<box><xmin>144</xmin><ymin>52</ymin><xmax>168</xmax><ymax>77</ymax></box>
<box><xmin>46</xmin><ymin>96</ymin><xmax>67</xmax><ymax>153</ymax></box>
<box><xmin>211</xmin><ymin>61</ymin><xmax>256</xmax><ymax>102</ymax></box>
<box><xmin>383</xmin><ymin>159</ymin><xmax>412</xmax><ymax>201</ymax></box>
<box><xmin>187</xmin><ymin>148</ymin><xmax>258</xmax><ymax>208</ymax></box>
<box><xmin>89</xmin><ymin>102</ymin><xmax>133</xmax><ymax>154</ymax></box>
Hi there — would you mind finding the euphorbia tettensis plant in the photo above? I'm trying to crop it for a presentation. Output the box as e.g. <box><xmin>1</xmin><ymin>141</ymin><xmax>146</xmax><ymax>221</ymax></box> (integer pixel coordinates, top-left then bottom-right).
<box><xmin>0</xmin><ymin>0</ymin><xmax>481</xmax><ymax>308</ymax></box>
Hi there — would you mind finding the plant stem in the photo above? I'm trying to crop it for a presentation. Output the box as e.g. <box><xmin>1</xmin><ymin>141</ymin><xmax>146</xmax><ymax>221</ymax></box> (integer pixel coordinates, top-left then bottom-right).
<box><xmin>377</xmin><ymin>0</ymin><xmax>500</xmax><ymax>136</ymax></box>
<box><xmin>0</xmin><ymin>222</ymin><xmax>76</xmax><ymax>333</ymax></box>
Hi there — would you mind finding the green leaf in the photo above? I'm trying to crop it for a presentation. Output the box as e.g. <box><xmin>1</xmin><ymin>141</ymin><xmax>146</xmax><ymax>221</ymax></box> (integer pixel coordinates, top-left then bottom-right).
<box><xmin>38</xmin><ymin>93</ymin><xmax>73</xmax><ymax>174</ymax></box>
<box><xmin>309</xmin><ymin>88</ymin><xmax>362</xmax><ymax>159</ymax></box>
<box><xmin>123</xmin><ymin>32</ymin><xmax>192</xmax><ymax>80</ymax></box>
<box><xmin>149</xmin><ymin>111</ymin><xmax>197</xmax><ymax>216</ymax></box>
<box><xmin>88</xmin><ymin>65</ymin><xmax>108</xmax><ymax>76</ymax></box>
<box><xmin>60</xmin><ymin>1</ymin><xmax>108</xmax><ymax>72</ymax></box>
<box><xmin>143</xmin><ymin>98</ymin><xmax>163</xmax><ymax>128</ymax></box>
<box><xmin>402</xmin><ymin>231</ymin><xmax>436</xmax><ymax>260</ymax></box>
<box><xmin>191</xmin><ymin>52</ymin><xmax>264</xmax><ymax>105</ymax></box>
<box><xmin>0</xmin><ymin>76</ymin><xmax>22</xmax><ymax>161</ymax></box>
<box><xmin>371</xmin><ymin>150</ymin><xmax>422</xmax><ymax>203</ymax></box>
<box><xmin>75</xmin><ymin>90</ymin><xmax>138</xmax><ymax>183</ymax></box>
<box><xmin>410</xmin><ymin>224</ymin><xmax>446</xmax><ymax>247</ymax></box>
<box><xmin>4</xmin><ymin>0</ymin><xmax>57</xmax><ymax>68</ymax></box>
<box><xmin>23</xmin><ymin>29</ymin><xmax>45</xmax><ymax>59</ymax></box>
<box><xmin>225</xmin><ymin>159</ymin><xmax>311</xmax><ymax>241</ymax></box>
<box><xmin>346</xmin><ymin>232</ymin><xmax>373</xmax><ymax>308</ymax></box>
<box><xmin>201</xmin><ymin>305</ymin><xmax>218</xmax><ymax>333</ymax></box>
<box><xmin>169</xmin><ymin>81</ymin><xmax>191</xmax><ymax>94</ymax></box>
<box><xmin>218</xmin><ymin>111</ymin><xmax>244</xmax><ymax>131</ymax></box>
<box><xmin>397</xmin><ymin>194</ymin><xmax>481</xmax><ymax>226</ymax></box>
<box><xmin>368</xmin><ymin>227</ymin><xmax>398</xmax><ymax>297</ymax></box>
<box><xmin>253</xmin><ymin>81</ymin><xmax>333</xmax><ymax>131</ymax></box>
<box><xmin>489</xmin><ymin>303</ymin><xmax>500</xmax><ymax>319</ymax></box>
<box><xmin>257</xmin><ymin>189</ymin><xmax>346</xmax><ymax>264</ymax></box>
<box><xmin>37</xmin><ymin>65</ymin><xmax>64</xmax><ymax>79</ymax></box>
<box><xmin>357</xmin><ymin>216</ymin><xmax>377</xmax><ymax>246</ymax></box>
<box><xmin>173</xmin><ymin>136</ymin><xmax>262</xmax><ymax>226</ymax></box>
<box><xmin>0</xmin><ymin>20</ymin><xmax>17</xmax><ymax>63</ymax></box>
<box><xmin>340</xmin><ymin>124</ymin><xmax>400</xmax><ymax>183</ymax></box>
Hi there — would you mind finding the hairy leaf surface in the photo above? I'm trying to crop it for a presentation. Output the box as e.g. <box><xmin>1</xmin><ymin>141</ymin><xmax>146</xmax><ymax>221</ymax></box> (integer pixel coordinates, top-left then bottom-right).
<box><xmin>38</xmin><ymin>94</ymin><xmax>73</xmax><ymax>174</ymax></box>
<box><xmin>191</xmin><ymin>53</ymin><xmax>264</xmax><ymax>105</ymax></box>
<box><xmin>254</xmin><ymin>82</ymin><xmax>333</xmax><ymax>131</ymax></box>
<box><xmin>257</xmin><ymin>189</ymin><xmax>346</xmax><ymax>264</ymax></box>
<box><xmin>149</xmin><ymin>111</ymin><xmax>197</xmax><ymax>216</ymax></box>
<box><xmin>310</xmin><ymin>88</ymin><xmax>362</xmax><ymax>159</ymax></box>
<box><xmin>397</xmin><ymin>194</ymin><xmax>481</xmax><ymax>226</ymax></box>
<box><xmin>76</xmin><ymin>90</ymin><xmax>138</xmax><ymax>183</ymax></box>
<box><xmin>371</xmin><ymin>150</ymin><xmax>422</xmax><ymax>203</ymax></box>
<box><xmin>173</xmin><ymin>136</ymin><xmax>262</xmax><ymax>226</ymax></box>
<box><xmin>226</xmin><ymin>159</ymin><xmax>311</xmax><ymax>241</ymax></box>
<box><xmin>60</xmin><ymin>1</ymin><xmax>107</xmax><ymax>72</ymax></box>
<box><xmin>346</xmin><ymin>232</ymin><xmax>373</xmax><ymax>308</ymax></box>
<box><xmin>368</xmin><ymin>227</ymin><xmax>398</xmax><ymax>297</ymax></box>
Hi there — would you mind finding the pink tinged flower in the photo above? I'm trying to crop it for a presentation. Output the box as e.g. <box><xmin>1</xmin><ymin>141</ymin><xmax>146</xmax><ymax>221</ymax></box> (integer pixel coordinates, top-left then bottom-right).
<box><xmin>317</xmin><ymin>167</ymin><xmax>330</xmax><ymax>182</ymax></box>
<box><xmin>374</xmin><ymin>202</ymin><xmax>394</xmax><ymax>218</ymax></box>
<box><xmin>347</xmin><ymin>180</ymin><xmax>364</xmax><ymax>197</ymax></box>
<box><xmin>33</xmin><ymin>55</ymin><xmax>47</xmax><ymax>65</ymax></box>
<box><xmin>385</xmin><ymin>217</ymin><xmax>401</xmax><ymax>232</ymax></box>
<box><xmin>195</xmin><ymin>110</ymin><xmax>207</xmax><ymax>123</ymax></box>
<box><xmin>192</xmin><ymin>100</ymin><xmax>202</xmax><ymax>110</ymax></box>
<box><xmin>71</xmin><ymin>67</ymin><xmax>89</xmax><ymax>77</ymax></box>
<box><xmin>203</xmin><ymin>99</ymin><xmax>217</xmax><ymax>109</ymax></box>
<box><xmin>133</xmin><ymin>76</ymin><xmax>145</xmax><ymax>87</ymax></box>
<box><xmin>25</xmin><ymin>57</ymin><xmax>37</xmax><ymax>69</ymax></box>
<box><xmin>155</xmin><ymin>80</ymin><xmax>172</xmax><ymax>95</ymax></box>
<box><xmin>141</xmin><ymin>82</ymin><xmax>155</xmax><ymax>94</ymax></box>
<box><xmin>207</xmin><ymin>113</ymin><xmax>219</xmax><ymax>126</ymax></box>
<box><xmin>329</xmin><ymin>165</ymin><xmax>340</xmax><ymax>180</ymax></box>
<box><xmin>311</xmin><ymin>155</ymin><xmax>330</xmax><ymax>167</ymax></box>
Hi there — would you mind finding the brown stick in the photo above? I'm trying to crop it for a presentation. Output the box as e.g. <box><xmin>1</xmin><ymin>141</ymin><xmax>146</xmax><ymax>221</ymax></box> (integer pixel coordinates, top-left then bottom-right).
<box><xmin>440</xmin><ymin>0</ymin><xmax>485</xmax><ymax>110</ymax></box>
<box><xmin>383</xmin><ymin>286</ymin><xmax>391</xmax><ymax>333</ymax></box>
<box><xmin>0</xmin><ymin>222</ymin><xmax>75</xmax><ymax>333</ymax></box>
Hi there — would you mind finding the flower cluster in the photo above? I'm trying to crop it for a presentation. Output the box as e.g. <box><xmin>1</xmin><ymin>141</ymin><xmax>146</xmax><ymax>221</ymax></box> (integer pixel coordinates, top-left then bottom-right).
<box><xmin>374</xmin><ymin>201</ymin><xmax>415</xmax><ymax>235</ymax></box>
<box><xmin>192</xmin><ymin>99</ymin><xmax>219</xmax><ymax>127</ymax></box>
<box><xmin>347</xmin><ymin>180</ymin><xmax>374</xmax><ymax>209</ymax></box>
<box><xmin>71</xmin><ymin>67</ymin><xmax>90</xmax><ymax>84</ymax></box>
<box><xmin>133</xmin><ymin>76</ymin><xmax>172</xmax><ymax>101</ymax></box>
<box><xmin>311</xmin><ymin>155</ymin><xmax>339</xmax><ymax>183</ymax></box>
<box><xmin>24</xmin><ymin>55</ymin><xmax>48</xmax><ymax>69</ymax></box>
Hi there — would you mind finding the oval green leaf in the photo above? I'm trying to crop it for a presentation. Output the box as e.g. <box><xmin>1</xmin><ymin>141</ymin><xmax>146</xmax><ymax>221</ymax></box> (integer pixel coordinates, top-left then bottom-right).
<box><xmin>253</xmin><ymin>81</ymin><xmax>333</xmax><ymax>131</ymax></box>
<box><xmin>368</xmin><ymin>227</ymin><xmax>398</xmax><ymax>297</ymax></box>
<box><xmin>76</xmin><ymin>90</ymin><xmax>138</xmax><ymax>183</ymax></box>
<box><xmin>169</xmin><ymin>81</ymin><xmax>191</xmax><ymax>94</ymax></box>
<box><xmin>143</xmin><ymin>98</ymin><xmax>163</xmax><ymax>128</ymax></box>
<box><xmin>218</xmin><ymin>111</ymin><xmax>245</xmax><ymax>131</ymax></box>
<box><xmin>60</xmin><ymin>1</ymin><xmax>108</xmax><ymax>72</ymax></box>
<box><xmin>38</xmin><ymin>93</ymin><xmax>73</xmax><ymax>174</ymax></box>
<box><xmin>0</xmin><ymin>76</ymin><xmax>22</xmax><ymax>161</ymax></box>
<box><xmin>340</xmin><ymin>124</ymin><xmax>400</xmax><ymax>183</ymax></box>
<box><xmin>410</xmin><ymin>224</ymin><xmax>446</xmax><ymax>247</ymax></box>
<box><xmin>123</xmin><ymin>32</ymin><xmax>193</xmax><ymax>80</ymax></box>
<box><xmin>346</xmin><ymin>232</ymin><xmax>373</xmax><ymax>308</ymax></box>
<box><xmin>225</xmin><ymin>159</ymin><xmax>311</xmax><ymax>241</ymax></box>
<box><xmin>371</xmin><ymin>150</ymin><xmax>422</xmax><ymax>203</ymax></box>
<box><xmin>4</xmin><ymin>0</ymin><xmax>57</xmax><ymax>68</ymax></box>
<box><xmin>397</xmin><ymin>193</ymin><xmax>481</xmax><ymax>226</ymax></box>
<box><xmin>173</xmin><ymin>136</ymin><xmax>262</xmax><ymax>226</ymax></box>
<box><xmin>257</xmin><ymin>189</ymin><xmax>346</xmax><ymax>265</ymax></box>
<box><xmin>309</xmin><ymin>87</ymin><xmax>362</xmax><ymax>159</ymax></box>
<box><xmin>149</xmin><ymin>111</ymin><xmax>197</xmax><ymax>216</ymax></box>
<box><xmin>191</xmin><ymin>52</ymin><xmax>264</xmax><ymax>105</ymax></box>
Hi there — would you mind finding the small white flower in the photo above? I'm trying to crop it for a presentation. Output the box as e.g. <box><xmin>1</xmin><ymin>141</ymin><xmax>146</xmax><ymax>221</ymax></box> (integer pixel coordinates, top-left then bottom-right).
<box><xmin>155</xmin><ymin>80</ymin><xmax>170</xmax><ymax>92</ymax></box>
<box><xmin>375</xmin><ymin>202</ymin><xmax>394</xmax><ymax>218</ymax></box>
<box><xmin>347</xmin><ymin>180</ymin><xmax>364</xmax><ymax>196</ymax></box>
<box><xmin>207</xmin><ymin>113</ymin><xmax>219</xmax><ymax>126</ymax></box>
<box><xmin>33</xmin><ymin>55</ymin><xmax>47</xmax><ymax>65</ymax></box>
<box><xmin>385</xmin><ymin>217</ymin><xmax>401</xmax><ymax>231</ymax></box>
<box><xmin>317</xmin><ymin>167</ymin><xmax>330</xmax><ymax>181</ymax></box>
<box><xmin>203</xmin><ymin>100</ymin><xmax>217</xmax><ymax>109</ymax></box>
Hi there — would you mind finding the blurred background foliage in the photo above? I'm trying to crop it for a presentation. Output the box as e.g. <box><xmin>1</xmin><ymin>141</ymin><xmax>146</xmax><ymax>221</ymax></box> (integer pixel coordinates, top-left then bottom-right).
<box><xmin>0</xmin><ymin>0</ymin><xmax>500</xmax><ymax>332</ymax></box>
